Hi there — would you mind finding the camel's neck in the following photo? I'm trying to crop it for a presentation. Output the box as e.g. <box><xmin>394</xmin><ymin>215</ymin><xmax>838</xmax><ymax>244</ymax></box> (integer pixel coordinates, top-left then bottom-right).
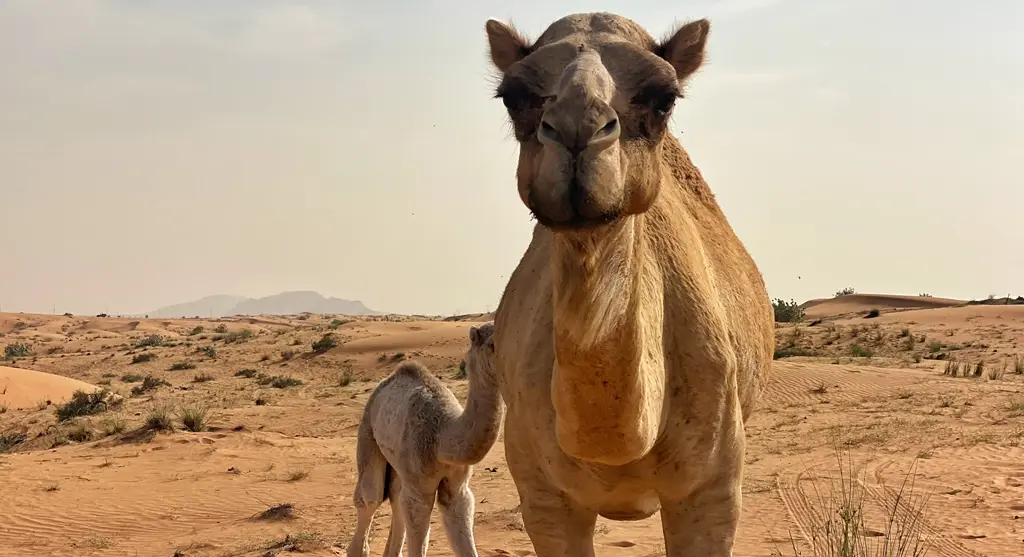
<box><xmin>549</xmin><ymin>217</ymin><xmax>665</xmax><ymax>466</ymax></box>
<box><xmin>437</xmin><ymin>358</ymin><xmax>505</xmax><ymax>466</ymax></box>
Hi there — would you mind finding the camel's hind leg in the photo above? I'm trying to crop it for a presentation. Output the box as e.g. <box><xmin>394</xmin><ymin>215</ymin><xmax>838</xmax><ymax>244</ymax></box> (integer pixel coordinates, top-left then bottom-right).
<box><xmin>348</xmin><ymin>418</ymin><xmax>390</xmax><ymax>557</ymax></box>
<box><xmin>383</xmin><ymin>472</ymin><xmax>406</xmax><ymax>557</ymax></box>
<box><xmin>437</xmin><ymin>470</ymin><xmax>479</xmax><ymax>557</ymax></box>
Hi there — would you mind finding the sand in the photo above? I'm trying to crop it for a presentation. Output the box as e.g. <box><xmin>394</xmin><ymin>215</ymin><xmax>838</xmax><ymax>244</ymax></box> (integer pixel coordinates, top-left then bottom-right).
<box><xmin>0</xmin><ymin>366</ymin><xmax>100</xmax><ymax>410</ymax></box>
<box><xmin>1</xmin><ymin>305</ymin><xmax>1022</xmax><ymax>556</ymax></box>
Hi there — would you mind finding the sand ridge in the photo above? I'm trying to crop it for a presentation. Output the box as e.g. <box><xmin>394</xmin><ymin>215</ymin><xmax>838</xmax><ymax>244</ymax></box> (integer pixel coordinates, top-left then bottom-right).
<box><xmin>1</xmin><ymin>305</ymin><xmax>1023</xmax><ymax>556</ymax></box>
<box><xmin>0</xmin><ymin>366</ymin><xmax>100</xmax><ymax>410</ymax></box>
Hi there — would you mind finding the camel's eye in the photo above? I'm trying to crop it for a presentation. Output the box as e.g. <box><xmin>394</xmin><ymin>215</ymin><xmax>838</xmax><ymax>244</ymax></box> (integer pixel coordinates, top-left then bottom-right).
<box><xmin>497</xmin><ymin>79</ymin><xmax>544</xmax><ymax>115</ymax></box>
<box><xmin>632</xmin><ymin>86</ymin><xmax>679</xmax><ymax>118</ymax></box>
<box><xmin>652</xmin><ymin>93</ymin><xmax>676</xmax><ymax>117</ymax></box>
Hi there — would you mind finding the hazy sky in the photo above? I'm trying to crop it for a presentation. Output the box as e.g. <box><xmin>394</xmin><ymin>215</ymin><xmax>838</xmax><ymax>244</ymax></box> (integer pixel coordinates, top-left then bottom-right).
<box><xmin>1</xmin><ymin>0</ymin><xmax>1020</xmax><ymax>316</ymax></box>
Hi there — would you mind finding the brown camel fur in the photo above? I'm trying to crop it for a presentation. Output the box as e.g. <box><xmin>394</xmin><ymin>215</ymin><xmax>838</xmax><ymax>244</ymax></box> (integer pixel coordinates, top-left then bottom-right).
<box><xmin>484</xmin><ymin>12</ymin><xmax>774</xmax><ymax>557</ymax></box>
<box><xmin>347</xmin><ymin>323</ymin><xmax>502</xmax><ymax>557</ymax></box>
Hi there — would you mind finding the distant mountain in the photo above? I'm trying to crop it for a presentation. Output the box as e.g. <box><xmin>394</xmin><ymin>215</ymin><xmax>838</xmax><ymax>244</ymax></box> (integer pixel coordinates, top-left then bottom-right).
<box><xmin>144</xmin><ymin>291</ymin><xmax>379</xmax><ymax>318</ymax></box>
<box><xmin>228</xmin><ymin>291</ymin><xmax>378</xmax><ymax>316</ymax></box>
<box><xmin>145</xmin><ymin>295</ymin><xmax>248</xmax><ymax>318</ymax></box>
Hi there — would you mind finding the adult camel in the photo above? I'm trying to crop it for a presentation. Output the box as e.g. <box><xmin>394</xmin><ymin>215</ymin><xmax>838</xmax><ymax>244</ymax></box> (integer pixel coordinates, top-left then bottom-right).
<box><xmin>485</xmin><ymin>12</ymin><xmax>774</xmax><ymax>557</ymax></box>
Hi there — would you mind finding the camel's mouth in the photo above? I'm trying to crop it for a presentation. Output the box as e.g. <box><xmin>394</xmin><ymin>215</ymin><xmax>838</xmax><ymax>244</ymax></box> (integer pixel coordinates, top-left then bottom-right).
<box><xmin>527</xmin><ymin>190</ymin><xmax>622</xmax><ymax>231</ymax></box>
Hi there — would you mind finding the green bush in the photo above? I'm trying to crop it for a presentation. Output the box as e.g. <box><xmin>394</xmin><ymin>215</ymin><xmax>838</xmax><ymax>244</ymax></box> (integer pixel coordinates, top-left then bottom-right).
<box><xmin>773</xmin><ymin>298</ymin><xmax>805</xmax><ymax>323</ymax></box>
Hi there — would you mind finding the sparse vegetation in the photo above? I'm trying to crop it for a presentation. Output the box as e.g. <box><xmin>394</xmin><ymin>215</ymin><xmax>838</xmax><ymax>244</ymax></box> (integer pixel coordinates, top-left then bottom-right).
<box><xmin>188</xmin><ymin>326</ymin><xmax>204</xmax><ymax>336</ymax></box>
<box><xmin>850</xmin><ymin>344</ymin><xmax>873</xmax><ymax>358</ymax></box>
<box><xmin>145</xmin><ymin>407</ymin><xmax>174</xmax><ymax>431</ymax></box>
<box><xmin>130</xmin><ymin>353</ymin><xmax>155</xmax><ymax>364</ymax></box>
<box><xmin>769</xmin><ymin>444</ymin><xmax>930</xmax><ymax>557</ymax></box>
<box><xmin>774</xmin><ymin>347</ymin><xmax>813</xmax><ymax>359</ymax></box>
<box><xmin>311</xmin><ymin>333</ymin><xmax>338</xmax><ymax>354</ymax></box>
<box><xmin>834</xmin><ymin>287</ymin><xmax>856</xmax><ymax>297</ymax></box>
<box><xmin>3</xmin><ymin>342</ymin><xmax>30</xmax><ymax>360</ymax></box>
<box><xmin>192</xmin><ymin>372</ymin><xmax>214</xmax><ymax>383</ymax></box>
<box><xmin>222</xmin><ymin>329</ymin><xmax>254</xmax><ymax>344</ymax></box>
<box><xmin>234</xmin><ymin>368</ymin><xmax>258</xmax><ymax>378</ymax></box>
<box><xmin>200</xmin><ymin>346</ymin><xmax>217</xmax><ymax>358</ymax></box>
<box><xmin>255</xmin><ymin>503</ymin><xmax>295</xmax><ymax>521</ymax></box>
<box><xmin>66</xmin><ymin>424</ymin><xmax>93</xmax><ymax>443</ymax></box>
<box><xmin>55</xmin><ymin>389</ymin><xmax>118</xmax><ymax>422</ymax></box>
<box><xmin>864</xmin><ymin>308</ymin><xmax>880</xmax><ymax>319</ymax></box>
<box><xmin>177</xmin><ymin>404</ymin><xmax>209</xmax><ymax>432</ymax></box>
<box><xmin>130</xmin><ymin>375</ymin><xmax>170</xmax><ymax>396</ymax></box>
<box><xmin>339</xmin><ymin>370</ymin><xmax>354</xmax><ymax>386</ymax></box>
<box><xmin>135</xmin><ymin>335</ymin><xmax>165</xmax><ymax>348</ymax></box>
<box><xmin>255</xmin><ymin>374</ymin><xmax>303</xmax><ymax>389</ymax></box>
<box><xmin>121</xmin><ymin>373</ymin><xmax>144</xmax><ymax>383</ymax></box>
<box><xmin>0</xmin><ymin>430</ymin><xmax>28</xmax><ymax>453</ymax></box>
<box><xmin>773</xmin><ymin>298</ymin><xmax>805</xmax><ymax>323</ymax></box>
<box><xmin>100</xmin><ymin>415</ymin><xmax>128</xmax><ymax>436</ymax></box>
<box><xmin>168</xmin><ymin>361</ymin><xmax>196</xmax><ymax>371</ymax></box>
<box><xmin>213</xmin><ymin>324</ymin><xmax>228</xmax><ymax>334</ymax></box>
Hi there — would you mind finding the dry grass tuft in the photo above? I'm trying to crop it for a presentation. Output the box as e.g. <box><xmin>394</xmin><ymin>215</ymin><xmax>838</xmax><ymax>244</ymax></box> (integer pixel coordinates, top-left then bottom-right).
<box><xmin>255</xmin><ymin>503</ymin><xmax>295</xmax><ymax>521</ymax></box>
<box><xmin>773</xmin><ymin>443</ymin><xmax>931</xmax><ymax>557</ymax></box>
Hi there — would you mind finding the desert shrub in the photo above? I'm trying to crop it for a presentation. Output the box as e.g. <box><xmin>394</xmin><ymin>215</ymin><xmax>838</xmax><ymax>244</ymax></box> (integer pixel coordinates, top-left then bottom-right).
<box><xmin>66</xmin><ymin>425</ymin><xmax>93</xmax><ymax>443</ymax></box>
<box><xmin>256</xmin><ymin>374</ymin><xmax>303</xmax><ymax>388</ymax></box>
<box><xmin>0</xmin><ymin>430</ymin><xmax>28</xmax><ymax>453</ymax></box>
<box><xmin>145</xmin><ymin>407</ymin><xmax>174</xmax><ymax>431</ymax></box>
<box><xmin>864</xmin><ymin>308</ymin><xmax>880</xmax><ymax>319</ymax></box>
<box><xmin>100</xmin><ymin>415</ymin><xmax>127</xmax><ymax>435</ymax></box>
<box><xmin>130</xmin><ymin>353</ymin><xmax>155</xmax><ymax>364</ymax></box>
<box><xmin>177</xmin><ymin>405</ymin><xmax>209</xmax><ymax>432</ymax></box>
<box><xmin>834</xmin><ymin>287</ymin><xmax>856</xmax><ymax>297</ymax></box>
<box><xmin>773</xmin><ymin>298</ymin><xmax>805</xmax><ymax>323</ymax></box>
<box><xmin>455</xmin><ymin>360</ymin><xmax>467</xmax><ymax>379</ymax></box>
<box><xmin>200</xmin><ymin>346</ymin><xmax>217</xmax><ymax>358</ymax></box>
<box><xmin>55</xmin><ymin>389</ymin><xmax>118</xmax><ymax>422</ymax></box>
<box><xmin>234</xmin><ymin>368</ymin><xmax>258</xmax><ymax>378</ymax></box>
<box><xmin>135</xmin><ymin>335</ymin><xmax>165</xmax><ymax>348</ymax></box>
<box><xmin>121</xmin><ymin>373</ymin><xmax>144</xmax><ymax>383</ymax></box>
<box><xmin>192</xmin><ymin>373</ymin><xmax>215</xmax><ymax>383</ymax></box>
<box><xmin>311</xmin><ymin>333</ymin><xmax>338</xmax><ymax>354</ymax></box>
<box><xmin>213</xmin><ymin>324</ymin><xmax>228</xmax><ymax>334</ymax></box>
<box><xmin>222</xmin><ymin>329</ymin><xmax>254</xmax><ymax>344</ymax></box>
<box><xmin>168</xmin><ymin>361</ymin><xmax>196</xmax><ymax>371</ymax></box>
<box><xmin>188</xmin><ymin>326</ymin><xmax>204</xmax><ymax>336</ymax></box>
<box><xmin>130</xmin><ymin>375</ymin><xmax>170</xmax><ymax>396</ymax></box>
<box><xmin>850</xmin><ymin>344</ymin><xmax>873</xmax><ymax>358</ymax></box>
<box><xmin>3</xmin><ymin>342</ymin><xmax>30</xmax><ymax>360</ymax></box>
<box><xmin>339</xmin><ymin>370</ymin><xmax>354</xmax><ymax>386</ymax></box>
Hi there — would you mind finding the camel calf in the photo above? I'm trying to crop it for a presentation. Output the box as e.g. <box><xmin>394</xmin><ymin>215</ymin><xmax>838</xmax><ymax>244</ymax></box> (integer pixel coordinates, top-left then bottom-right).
<box><xmin>347</xmin><ymin>323</ymin><xmax>502</xmax><ymax>557</ymax></box>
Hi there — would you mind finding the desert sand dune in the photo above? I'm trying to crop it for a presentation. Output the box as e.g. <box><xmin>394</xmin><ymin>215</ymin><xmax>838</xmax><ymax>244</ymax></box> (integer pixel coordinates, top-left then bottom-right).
<box><xmin>1</xmin><ymin>309</ymin><xmax>1023</xmax><ymax>556</ymax></box>
<box><xmin>0</xmin><ymin>366</ymin><xmax>99</xmax><ymax>409</ymax></box>
<box><xmin>802</xmin><ymin>293</ymin><xmax>966</xmax><ymax>320</ymax></box>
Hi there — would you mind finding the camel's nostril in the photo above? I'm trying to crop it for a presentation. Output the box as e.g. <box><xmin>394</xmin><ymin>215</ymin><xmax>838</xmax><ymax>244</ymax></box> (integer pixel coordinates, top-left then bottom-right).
<box><xmin>541</xmin><ymin>121</ymin><xmax>556</xmax><ymax>133</ymax></box>
<box><xmin>600</xmin><ymin>118</ymin><xmax>618</xmax><ymax>134</ymax></box>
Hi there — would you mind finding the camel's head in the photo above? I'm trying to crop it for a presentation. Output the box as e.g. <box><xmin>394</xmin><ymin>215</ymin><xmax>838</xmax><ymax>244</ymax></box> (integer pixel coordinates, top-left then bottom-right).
<box><xmin>486</xmin><ymin>13</ymin><xmax>708</xmax><ymax>230</ymax></box>
<box><xmin>467</xmin><ymin>322</ymin><xmax>496</xmax><ymax>374</ymax></box>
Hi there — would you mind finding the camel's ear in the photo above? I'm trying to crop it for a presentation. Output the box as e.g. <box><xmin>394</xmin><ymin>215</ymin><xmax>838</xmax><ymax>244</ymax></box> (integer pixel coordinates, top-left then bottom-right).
<box><xmin>486</xmin><ymin>19</ymin><xmax>533</xmax><ymax>73</ymax></box>
<box><xmin>655</xmin><ymin>19</ymin><xmax>710</xmax><ymax>82</ymax></box>
<box><xmin>469</xmin><ymin>326</ymin><xmax>480</xmax><ymax>346</ymax></box>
